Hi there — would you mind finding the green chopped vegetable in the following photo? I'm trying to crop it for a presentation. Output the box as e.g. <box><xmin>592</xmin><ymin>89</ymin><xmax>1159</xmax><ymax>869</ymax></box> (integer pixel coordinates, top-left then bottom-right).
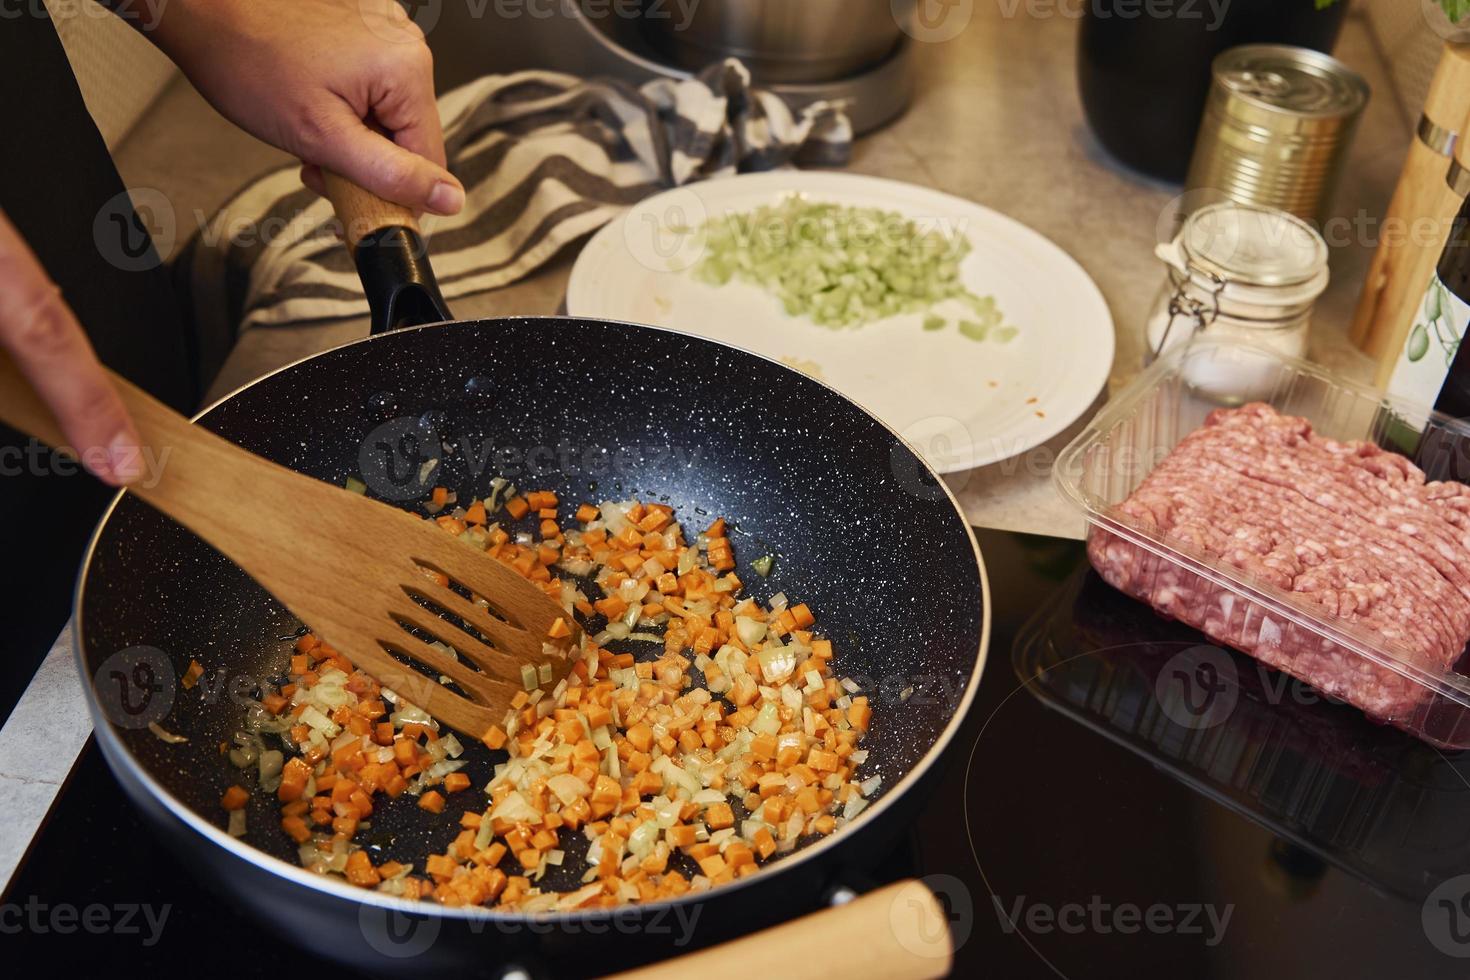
<box><xmin>345</xmin><ymin>476</ymin><xmax>367</xmax><ymax>495</ymax></box>
<box><xmin>958</xmin><ymin>319</ymin><xmax>989</xmax><ymax>342</ymax></box>
<box><xmin>751</xmin><ymin>554</ymin><xmax>775</xmax><ymax>578</ymax></box>
<box><xmin>691</xmin><ymin>197</ymin><xmax>1010</xmax><ymax>336</ymax></box>
<box><xmin>994</xmin><ymin>325</ymin><xmax>1019</xmax><ymax>343</ymax></box>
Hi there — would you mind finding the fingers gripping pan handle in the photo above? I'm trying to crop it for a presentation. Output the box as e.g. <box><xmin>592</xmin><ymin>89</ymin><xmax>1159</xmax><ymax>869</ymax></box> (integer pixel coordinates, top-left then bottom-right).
<box><xmin>322</xmin><ymin>173</ymin><xmax>452</xmax><ymax>335</ymax></box>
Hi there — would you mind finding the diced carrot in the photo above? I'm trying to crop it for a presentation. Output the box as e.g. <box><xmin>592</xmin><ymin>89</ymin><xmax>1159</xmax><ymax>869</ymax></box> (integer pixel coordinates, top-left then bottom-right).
<box><xmin>504</xmin><ymin>496</ymin><xmax>530</xmax><ymax>519</ymax></box>
<box><xmin>181</xmin><ymin>659</ymin><xmax>204</xmax><ymax>690</ymax></box>
<box><xmin>280</xmin><ymin>815</ymin><xmax>311</xmax><ymax>843</ymax></box>
<box><xmin>706</xmin><ymin>517</ymin><xmax>726</xmax><ymax>538</ymax></box>
<box><xmin>220</xmin><ymin>785</ymin><xmax>250</xmax><ymax>810</ymax></box>
<box><xmin>432</xmin><ymin>487</ymin><xmax>450</xmax><ymax>508</ymax></box>
<box><xmin>278</xmin><ymin>757</ymin><xmax>311</xmax><ymax>802</ymax></box>
<box><xmin>482</xmin><ymin>725</ymin><xmax>508</xmax><ymax>750</ymax></box>
<box><xmin>576</xmin><ymin>503</ymin><xmax>599</xmax><ymax>524</ymax></box>
<box><xmin>547</xmin><ymin>617</ymin><xmax>572</xmax><ymax>639</ymax></box>
<box><xmin>419</xmin><ymin>791</ymin><xmax>446</xmax><ymax>814</ymax></box>
<box><xmin>464</xmin><ymin>501</ymin><xmax>488</xmax><ymax>525</ymax></box>
<box><xmin>790</xmin><ymin>603</ymin><xmax>815</xmax><ymax>629</ymax></box>
<box><xmin>443</xmin><ymin>772</ymin><xmax>471</xmax><ymax>794</ymax></box>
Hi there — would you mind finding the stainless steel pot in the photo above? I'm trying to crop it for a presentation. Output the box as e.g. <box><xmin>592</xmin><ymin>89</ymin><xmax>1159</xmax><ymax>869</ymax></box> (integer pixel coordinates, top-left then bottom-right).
<box><xmin>652</xmin><ymin>0</ymin><xmax>913</xmax><ymax>83</ymax></box>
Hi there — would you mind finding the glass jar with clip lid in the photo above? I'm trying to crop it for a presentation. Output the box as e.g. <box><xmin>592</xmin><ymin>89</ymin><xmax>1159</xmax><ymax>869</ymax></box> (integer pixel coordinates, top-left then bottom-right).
<box><xmin>1146</xmin><ymin>201</ymin><xmax>1330</xmax><ymax>399</ymax></box>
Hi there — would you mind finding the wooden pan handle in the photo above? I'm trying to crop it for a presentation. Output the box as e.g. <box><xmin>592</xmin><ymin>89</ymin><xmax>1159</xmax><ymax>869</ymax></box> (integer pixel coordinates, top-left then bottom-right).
<box><xmin>322</xmin><ymin>171</ymin><xmax>419</xmax><ymax>247</ymax></box>
<box><xmin>605</xmin><ymin>880</ymin><xmax>953</xmax><ymax>980</ymax></box>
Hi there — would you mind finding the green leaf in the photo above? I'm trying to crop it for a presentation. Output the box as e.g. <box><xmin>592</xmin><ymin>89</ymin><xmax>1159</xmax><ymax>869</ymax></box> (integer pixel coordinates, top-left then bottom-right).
<box><xmin>1408</xmin><ymin>323</ymin><xmax>1430</xmax><ymax>363</ymax></box>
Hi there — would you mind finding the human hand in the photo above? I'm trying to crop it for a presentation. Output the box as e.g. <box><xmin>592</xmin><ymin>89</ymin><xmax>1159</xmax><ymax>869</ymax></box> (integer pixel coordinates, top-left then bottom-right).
<box><xmin>0</xmin><ymin>210</ymin><xmax>142</xmax><ymax>486</ymax></box>
<box><xmin>151</xmin><ymin>0</ymin><xmax>464</xmax><ymax>217</ymax></box>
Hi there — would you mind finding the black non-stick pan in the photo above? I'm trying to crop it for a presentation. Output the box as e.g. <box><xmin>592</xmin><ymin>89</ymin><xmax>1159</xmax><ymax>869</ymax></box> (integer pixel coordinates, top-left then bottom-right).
<box><xmin>71</xmin><ymin>182</ymin><xmax>989</xmax><ymax>976</ymax></box>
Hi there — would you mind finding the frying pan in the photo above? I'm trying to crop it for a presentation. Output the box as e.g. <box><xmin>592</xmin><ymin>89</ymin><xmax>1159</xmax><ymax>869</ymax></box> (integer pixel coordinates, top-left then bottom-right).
<box><xmin>71</xmin><ymin>181</ymin><xmax>989</xmax><ymax>976</ymax></box>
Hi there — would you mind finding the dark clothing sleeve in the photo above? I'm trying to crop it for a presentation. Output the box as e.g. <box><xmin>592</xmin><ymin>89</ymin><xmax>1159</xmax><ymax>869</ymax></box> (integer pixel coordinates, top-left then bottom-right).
<box><xmin>0</xmin><ymin>11</ymin><xmax>197</xmax><ymax>724</ymax></box>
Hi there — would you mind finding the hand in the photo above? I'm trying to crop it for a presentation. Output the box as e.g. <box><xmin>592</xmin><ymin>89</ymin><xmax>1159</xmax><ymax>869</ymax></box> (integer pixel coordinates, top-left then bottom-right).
<box><xmin>150</xmin><ymin>0</ymin><xmax>464</xmax><ymax>216</ymax></box>
<box><xmin>0</xmin><ymin>210</ymin><xmax>142</xmax><ymax>486</ymax></box>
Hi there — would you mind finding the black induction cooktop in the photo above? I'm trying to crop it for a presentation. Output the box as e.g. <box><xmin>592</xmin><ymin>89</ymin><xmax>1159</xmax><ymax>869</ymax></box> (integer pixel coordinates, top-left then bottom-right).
<box><xmin>7</xmin><ymin>528</ymin><xmax>1470</xmax><ymax>977</ymax></box>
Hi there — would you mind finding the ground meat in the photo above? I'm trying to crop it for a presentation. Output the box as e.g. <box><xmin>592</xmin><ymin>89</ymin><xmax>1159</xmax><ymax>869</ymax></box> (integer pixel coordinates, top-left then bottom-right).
<box><xmin>1089</xmin><ymin>403</ymin><xmax>1470</xmax><ymax>727</ymax></box>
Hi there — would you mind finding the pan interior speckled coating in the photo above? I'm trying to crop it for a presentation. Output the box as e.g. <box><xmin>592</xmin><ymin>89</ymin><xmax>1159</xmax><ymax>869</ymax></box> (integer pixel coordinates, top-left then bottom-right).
<box><xmin>77</xmin><ymin>316</ymin><xmax>986</xmax><ymax>905</ymax></box>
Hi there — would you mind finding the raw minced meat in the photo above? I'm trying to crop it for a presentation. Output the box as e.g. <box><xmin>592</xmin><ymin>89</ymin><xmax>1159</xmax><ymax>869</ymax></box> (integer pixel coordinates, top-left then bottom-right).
<box><xmin>1090</xmin><ymin>403</ymin><xmax>1470</xmax><ymax>723</ymax></box>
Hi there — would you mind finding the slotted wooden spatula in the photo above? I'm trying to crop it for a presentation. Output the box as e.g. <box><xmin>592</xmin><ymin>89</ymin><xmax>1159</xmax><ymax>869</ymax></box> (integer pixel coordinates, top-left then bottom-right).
<box><xmin>0</xmin><ymin>354</ymin><xmax>577</xmax><ymax>738</ymax></box>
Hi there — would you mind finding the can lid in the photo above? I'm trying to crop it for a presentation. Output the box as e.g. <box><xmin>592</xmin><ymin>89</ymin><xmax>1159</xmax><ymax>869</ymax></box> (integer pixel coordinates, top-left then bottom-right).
<box><xmin>1161</xmin><ymin>202</ymin><xmax>1330</xmax><ymax>311</ymax></box>
<box><xmin>1213</xmin><ymin>44</ymin><xmax>1369</xmax><ymax>121</ymax></box>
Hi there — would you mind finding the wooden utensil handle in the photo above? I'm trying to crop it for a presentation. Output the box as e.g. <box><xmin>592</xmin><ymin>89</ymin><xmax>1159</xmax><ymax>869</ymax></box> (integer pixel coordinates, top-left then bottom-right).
<box><xmin>605</xmin><ymin>880</ymin><xmax>953</xmax><ymax>980</ymax></box>
<box><xmin>0</xmin><ymin>351</ymin><xmax>295</xmax><ymax>530</ymax></box>
<box><xmin>322</xmin><ymin>171</ymin><xmax>420</xmax><ymax>247</ymax></box>
<box><xmin>0</xmin><ymin>352</ymin><xmax>202</xmax><ymax>476</ymax></box>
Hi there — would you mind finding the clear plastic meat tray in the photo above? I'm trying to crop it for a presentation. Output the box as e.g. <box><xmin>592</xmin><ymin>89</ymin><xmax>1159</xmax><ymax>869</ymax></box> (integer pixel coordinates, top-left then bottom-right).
<box><xmin>1053</xmin><ymin>338</ymin><xmax>1470</xmax><ymax>748</ymax></box>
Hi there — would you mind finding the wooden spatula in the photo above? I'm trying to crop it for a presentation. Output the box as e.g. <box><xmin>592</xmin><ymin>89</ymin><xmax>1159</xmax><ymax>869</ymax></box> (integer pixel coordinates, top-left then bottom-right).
<box><xmin>0</xmin><ymin>354</ymin><xmax>577</xmax><ymax>738</ymax></box>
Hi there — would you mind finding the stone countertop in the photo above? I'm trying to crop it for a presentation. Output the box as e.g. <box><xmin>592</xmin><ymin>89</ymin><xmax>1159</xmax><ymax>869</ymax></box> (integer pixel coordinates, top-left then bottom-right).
<box><xmin>113</xmin><ymin>7</ymin><xmax>1404</xmax><ymax>541</ymax></box>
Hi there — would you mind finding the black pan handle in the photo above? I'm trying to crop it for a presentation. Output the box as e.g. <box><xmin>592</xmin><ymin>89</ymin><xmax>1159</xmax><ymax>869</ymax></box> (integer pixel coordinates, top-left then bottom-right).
<box><xmin>322</xmin><ymin>173</ymin><xmax>452</xmax><ymax>335</ymax></box>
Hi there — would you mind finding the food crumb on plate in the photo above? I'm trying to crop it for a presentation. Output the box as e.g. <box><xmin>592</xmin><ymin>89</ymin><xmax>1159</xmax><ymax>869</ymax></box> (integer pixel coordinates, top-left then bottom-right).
<box><xmin>780</xmin><ymin>356</ymin><xmax>826</xmax><ymax>380</ymax></box>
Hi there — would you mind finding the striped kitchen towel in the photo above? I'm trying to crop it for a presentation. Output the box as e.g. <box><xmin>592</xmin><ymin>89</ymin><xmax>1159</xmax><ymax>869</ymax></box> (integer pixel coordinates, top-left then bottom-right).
<box><xmin>180</xmin><ymin>60</ymin><xmax>852</xmax><ymax>371</ymax></box>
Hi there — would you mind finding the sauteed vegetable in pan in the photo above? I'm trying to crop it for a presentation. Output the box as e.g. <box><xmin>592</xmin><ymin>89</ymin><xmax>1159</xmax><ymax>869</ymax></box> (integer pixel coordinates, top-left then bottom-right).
<box><xmin>223</xmin><ymin>489</ymin><xmax>883</xmax><ymax>912</ymax></box>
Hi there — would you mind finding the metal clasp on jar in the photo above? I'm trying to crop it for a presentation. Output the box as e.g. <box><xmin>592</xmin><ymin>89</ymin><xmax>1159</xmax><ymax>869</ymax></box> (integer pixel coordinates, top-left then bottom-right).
<box><xmin>1152</xmin><ymin>268</ymin><xmax>1227</xmax><ymax>361</ymax></box>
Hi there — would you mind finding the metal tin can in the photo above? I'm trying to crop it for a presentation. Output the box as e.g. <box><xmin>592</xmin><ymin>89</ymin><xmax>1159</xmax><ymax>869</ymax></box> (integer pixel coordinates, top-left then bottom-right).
<box><xmin>1185</xmin><ymin>44</ymin><xmax>1370</xmax><ymax>226</ymax></box>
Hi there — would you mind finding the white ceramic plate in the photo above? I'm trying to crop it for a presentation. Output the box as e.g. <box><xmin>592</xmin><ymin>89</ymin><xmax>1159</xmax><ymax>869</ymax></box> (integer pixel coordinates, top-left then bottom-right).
<box><xmin>566</xmin><ymin>172</ymin><xmax>1114</xmax><ymax>473</ymax></box>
